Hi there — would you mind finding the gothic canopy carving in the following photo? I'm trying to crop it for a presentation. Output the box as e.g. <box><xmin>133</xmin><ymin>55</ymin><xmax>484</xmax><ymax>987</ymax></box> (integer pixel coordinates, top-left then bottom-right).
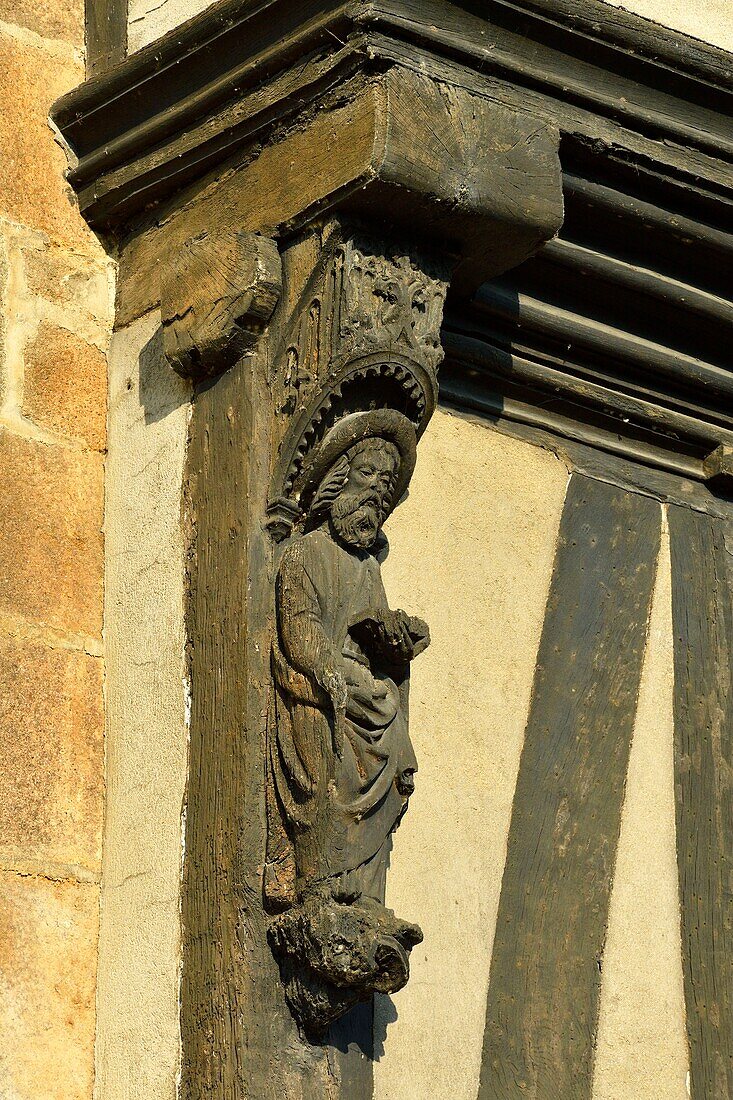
<box><xmin>267</xmin><ymin>237</ymin><xmax>448</xmax><ymax>542</ymax></box>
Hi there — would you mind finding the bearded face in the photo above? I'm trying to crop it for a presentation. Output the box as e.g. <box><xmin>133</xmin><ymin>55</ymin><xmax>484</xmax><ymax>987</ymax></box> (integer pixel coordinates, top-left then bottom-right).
<box><xmin>328</xmin><ymin>444</ymin><xmax>399</xmax><ymax>550</ymax></box>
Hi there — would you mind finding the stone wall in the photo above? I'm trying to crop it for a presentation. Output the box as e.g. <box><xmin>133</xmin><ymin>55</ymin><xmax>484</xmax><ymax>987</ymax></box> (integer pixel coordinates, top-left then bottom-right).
<box><xmin>0</xmin><ymin>2</ymin><xmax>113</xmax><ymax>1097</ymax></box>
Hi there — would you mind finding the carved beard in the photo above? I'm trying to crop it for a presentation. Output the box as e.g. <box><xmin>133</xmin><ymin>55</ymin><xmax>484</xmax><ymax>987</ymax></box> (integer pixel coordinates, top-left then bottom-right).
<box><xmin>330</xmin><ymin>488</ymin><xmax>387</xmax><ymax>550</ymax></box>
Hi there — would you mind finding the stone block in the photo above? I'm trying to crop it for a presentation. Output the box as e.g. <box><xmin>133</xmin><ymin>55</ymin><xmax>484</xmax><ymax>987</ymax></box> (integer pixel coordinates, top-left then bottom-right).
<box><xmin>22</xmin><ymin>239</ymin><xmax>112</xmax><ymax>327</ymax></box>
<box><xmin>0</xmin><ymin>0</ymin><xmax>84</xmax><ymax>47</ymax></box>
<box><xmin>0</xmin><ymin>233</ymin><xmax>7</xmax><ymax>409</ymax></box>
<box><xmin>0</xmin><ymin>871</ymin><xmax>98</xmax><ymax>1100</ymax></box>
<box><xmin>23</xmin><ymin>322</ymin><xmax>107</xmax><ymax>450</ymax></box>
<box><xmin>0</xmin><ymin>431</ymin><xmax>103</xmax><ymax>638</ymax></box>
<box><xmin>0</xmin><ymin>31</ymin><xmax>95</xmax><ymax>251</ymax></box>
<box><xmin>0</xmin><ymin>632</ymin><xmax>103</xmax><ymax>871</ymax></box>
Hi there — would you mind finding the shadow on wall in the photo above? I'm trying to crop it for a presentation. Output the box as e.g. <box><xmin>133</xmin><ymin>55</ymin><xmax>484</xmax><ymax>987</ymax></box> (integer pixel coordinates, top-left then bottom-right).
<box><xmin>373</xmin><ymin>994</ymin><xmax>398</xmax><ymax>1060</ymax></box>
<box><xmin>325</xmin><ymin>994</ymin><xmax>399</xmax><ymax>1061</ymax></box>
<box><xmin>139</xmin><ymin>325</ymin><xmax>192</xmax><ymax>424</ymax></box>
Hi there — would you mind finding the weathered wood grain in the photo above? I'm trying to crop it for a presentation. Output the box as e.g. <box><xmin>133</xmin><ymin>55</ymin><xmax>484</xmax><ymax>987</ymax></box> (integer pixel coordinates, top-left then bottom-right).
<box><xmin>160</xmin><ymin>230</ymin><xmax>281</xmax><ymax>380</ymax></box>
<box><xmin>478</xmin><ymin>474</ymin><xmax>661</xmax><ymax>1100</ymax></box>
<box><xmin>114</xmin><ymin>67</ymin><xmax>561</xmax><ymax>325</ymax></box>
<box><xmin>181</xmin><ymin>355</ymin><xmax>337</xmax><ymax>1099</ymax></box>
<box><xmin>85</xmin><ymin>0</ymin><xmax>126</xmax><ymax>76</ymax></box>
<box><xmin>179</xmin><ymin>228</ymin><xmax>421</xmax><ymax>1098</ymax></box>
<box><xmin>669</xmin><ymin>505</ymin><xmax>733</xmax><ymax>1100</ymax></box>
<box><xmin>56</xmin><ymin>0</ymin><xmax>732</xmax><ymax>229</ymax></box>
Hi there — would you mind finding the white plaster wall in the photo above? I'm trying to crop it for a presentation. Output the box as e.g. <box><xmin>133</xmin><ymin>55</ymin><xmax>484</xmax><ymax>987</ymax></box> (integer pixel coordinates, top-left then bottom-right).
<box><xmin>95</xmin><ymin>312</ymin><xmax>191</xmax><ymax>1100</ymax></box>
<box><xmin>603</xmin><ymin>0</ymin><xmax>733</xmax><ymax>50</ymax></box>
<box><xmin>375</xmin><ymin>408</ymin><xmax>570</xmax><ymax>1100</ymax></box>
<box><xmin>592</xmin><ymin>513</ymin><xmax>689</xmax><ymax>1100</ymax></box>
<box><xmin>127</xmin><ymin>0</ymin><xmax>216</xmax><ymax>52</ymax></box>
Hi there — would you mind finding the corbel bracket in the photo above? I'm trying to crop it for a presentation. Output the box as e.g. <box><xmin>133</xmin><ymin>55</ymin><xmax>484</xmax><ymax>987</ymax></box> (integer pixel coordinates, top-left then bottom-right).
<box><xmin>160</xmin><ymin>230</ymin><xmax>282</xmax><ymax>380</ymax></box>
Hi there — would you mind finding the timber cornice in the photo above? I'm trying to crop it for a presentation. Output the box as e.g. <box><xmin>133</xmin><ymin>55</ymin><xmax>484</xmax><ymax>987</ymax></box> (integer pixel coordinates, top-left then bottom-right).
<box><xmin>52</xmin><ymin>0</ymin><xmax>733</xmax><ymax>233</ymax></box>
<box><xmin>53</xmin><ymin>0</ymin><xmax>733</xmax><ymax>498</ymax></box>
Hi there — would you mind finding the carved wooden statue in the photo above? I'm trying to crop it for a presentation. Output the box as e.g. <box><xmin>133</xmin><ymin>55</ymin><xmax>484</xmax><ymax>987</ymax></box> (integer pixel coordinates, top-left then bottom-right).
<box><xmin>266</xmin><ymin>407</ymin><xmax>430</xmax><ymax>1039</ymax></box>
<box><xmin>260</xmin><ymin>231</ymin><xmax>449</xmax><ymax>1040</ymax></box>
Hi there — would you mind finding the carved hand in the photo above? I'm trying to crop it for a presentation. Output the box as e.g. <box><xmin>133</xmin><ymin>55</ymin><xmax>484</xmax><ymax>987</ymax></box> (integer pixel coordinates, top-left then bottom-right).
<box><xmin>351</xmin><ymin>609</ymin><xmax>430</xmax><ymax>665</ymax></box>
<box><xmin>381</xmin><ymin>610</ymin><xmax>418</xmax><ymax>662</ymax></box>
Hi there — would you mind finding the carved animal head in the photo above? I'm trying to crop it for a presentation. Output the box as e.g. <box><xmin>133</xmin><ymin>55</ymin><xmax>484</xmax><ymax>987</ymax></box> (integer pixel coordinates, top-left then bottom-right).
<box><xmin>268</xmin><ymin>893</ymin><xmax>423</xmax><ymax>1041</ymax></box>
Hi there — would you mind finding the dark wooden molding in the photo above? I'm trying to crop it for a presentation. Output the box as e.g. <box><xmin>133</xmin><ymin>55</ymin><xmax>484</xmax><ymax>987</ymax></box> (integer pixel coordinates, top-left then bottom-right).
<box><xmin>56</xmin><ymin>0</ymin><xmax>733</xmax><ymax>494</ymax></box>
<box><xmin>442</xmin><ymin>132</ymin><xmax>733</xmax><ymax>493</ymax></box>
<box><xmin>107</xmin><ymin>64</ymin><xmax>562</xmax><ymax>325</ymax></box>
<box><xmin>480</xmin><ymin>474</ymin><xmax>661</xmax><ymax>1098</ymax></box>
<box><xmin>54</xmin><ymin>0</ymin><xmax>731</xmax><ymax>234</ymax></box>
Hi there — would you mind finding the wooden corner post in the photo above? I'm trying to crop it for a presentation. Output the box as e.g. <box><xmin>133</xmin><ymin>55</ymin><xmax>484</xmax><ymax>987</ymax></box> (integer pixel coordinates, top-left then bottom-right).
<box><xmin>54</xmin><ymin>27</ymin><xmax>563</xmax><ymax>1099</ymax></box>
<box><xmin>169</xmin><ymin>73</ymin><xmax>561</xmax><ymax>1098</ymax></box>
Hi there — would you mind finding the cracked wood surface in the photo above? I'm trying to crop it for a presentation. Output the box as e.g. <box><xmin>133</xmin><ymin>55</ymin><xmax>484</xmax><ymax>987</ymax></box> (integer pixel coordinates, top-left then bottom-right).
<box><xmin>115</xmin><ymin>67</ymin><xmax>561</xmax><ymax>324</ymax></box>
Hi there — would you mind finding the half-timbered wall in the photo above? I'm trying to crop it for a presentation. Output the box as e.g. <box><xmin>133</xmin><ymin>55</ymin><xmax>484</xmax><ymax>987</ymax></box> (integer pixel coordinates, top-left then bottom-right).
<box><xmin>3</xmin><ymin>0</ymin><xmax>728</xmax><ymax>1099</ymax></box>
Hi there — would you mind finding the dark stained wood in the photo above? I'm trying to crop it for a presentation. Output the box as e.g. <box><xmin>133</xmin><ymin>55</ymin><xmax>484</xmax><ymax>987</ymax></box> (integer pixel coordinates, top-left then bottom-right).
<box><xmin>179</xmin><ymin>221</ymin><xmax>451</xmax><ymax>1096</ymax></box>
<box><xmin>85</xmin><ymin>0</ymin><xmax>127</xmax><ymax>76</ymax></box>
<box><xmin>439</xmin><ymin>144</ymin><xmax>733</xmax><ymax>492</ymax></box>
<box><xmin>181</xmin><ymin>350</ymin><xmax>346</xmax><ymax>1099</ymax></box>
<box><xmin>53</xmin><ymin>0</ymin><xmax>732</xmax><ymax>235</ymax></box>
<box><xmin>473</xmin><ymin>286</ymin><xmax>733</xmax><ymax>405</ymax></box>
<box><xmin>328</xmin><ymin>1002</ymin><xmax>374</xmax><ymax>1094</ymax></box>
<box><xmin>112</xmin><ymin>67</ymin><xmax>561</xmax><ymax>325</ymax></box>
<box><xmin>57</xmin><ymin>0</ymin><xmax>733</xmax><ymax>497</ymax></box>
<box><xmin>669</xmin><ymin>505</ymin><xmax>733</xmax><ymax>1100</ymax></box>
<box><xmin>478</xmin><ymin>474</ymin><xmax>661</xmax><ymax>1100</ymax></box>
<box><xmin>441</xmin><ymin>333</ymin><xmax>730</xmax><ymax>483</ymax></box>
<box><xmin>703</xmin><ymin>445</ymin><xmax>733</xmax><ymax>492</ymax></box>
<box><xmin>541</xmin><ymin>239</ymin><xmax>733</xmax><ymax>332</ymax></box>
<box><xmin>482</xmin><ymin>0</ymin><xmax>733</xmax><ymax>83</ymax></box>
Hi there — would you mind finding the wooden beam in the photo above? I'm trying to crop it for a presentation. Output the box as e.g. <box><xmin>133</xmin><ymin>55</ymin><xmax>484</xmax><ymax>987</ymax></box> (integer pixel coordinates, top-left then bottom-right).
<box><xmin>53</xmin><ymin>0</ymin><xmax>732</xmax><ymax>233</ymax></box>
<box><xmin>85</xmin><ymin>0</ymin><xmax>127</xmax><ymax>76</ymax></box>
<box><xmin>478</xmin><ymin>474</ymin><xmax>661</xmax><ymax>1099</ymax></box>
<box><xmin>669</xmin><ymin>505</ymin><xmax>733</xmax><ymax>1100</ymax></box>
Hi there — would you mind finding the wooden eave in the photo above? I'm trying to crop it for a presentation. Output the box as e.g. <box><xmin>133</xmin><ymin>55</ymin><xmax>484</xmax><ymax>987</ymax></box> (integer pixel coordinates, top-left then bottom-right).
<box><xmin>52</xmin><ymin>0</ymin><xmax>733</xmax><ymax>231</ymax></box>
<box><xmin>52</xmin><ymin>0</ymin><xmax>733</xmax><ymax>500</ymax></box>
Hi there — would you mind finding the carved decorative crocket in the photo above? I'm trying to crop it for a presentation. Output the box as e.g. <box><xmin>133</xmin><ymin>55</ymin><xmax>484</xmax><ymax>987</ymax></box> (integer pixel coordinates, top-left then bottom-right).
<box><xmin>264</xmin><ymin>232</ymin><xmax>447</xmax><ymax>1040</ymax></box>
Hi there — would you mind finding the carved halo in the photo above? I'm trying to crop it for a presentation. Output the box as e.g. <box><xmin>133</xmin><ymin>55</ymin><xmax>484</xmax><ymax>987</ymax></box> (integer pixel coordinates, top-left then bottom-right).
<box><xmin>267</xmin><ymin>350</ymin><xmax>434</xmax><ymax>539</ymax></box>
<box><xmin>296</xmin><ymin>409</ymin><xmax>417</xmax><ymax>517</ymax></box>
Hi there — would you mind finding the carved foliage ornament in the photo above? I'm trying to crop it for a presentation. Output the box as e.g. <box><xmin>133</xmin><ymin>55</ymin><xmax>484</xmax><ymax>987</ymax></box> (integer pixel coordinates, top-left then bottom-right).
<box><xmin>265</xmin><ymin>234</ymin><xmax>448</xmax><ymax>1039</ymax></box>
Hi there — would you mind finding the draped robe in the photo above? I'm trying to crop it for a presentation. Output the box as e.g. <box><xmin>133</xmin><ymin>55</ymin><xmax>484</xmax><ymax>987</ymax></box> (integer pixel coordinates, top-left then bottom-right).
<box><xmin>269</xmin><ymin>525</ymin><xmax>418</xmax><ymax>905</ymax></box>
